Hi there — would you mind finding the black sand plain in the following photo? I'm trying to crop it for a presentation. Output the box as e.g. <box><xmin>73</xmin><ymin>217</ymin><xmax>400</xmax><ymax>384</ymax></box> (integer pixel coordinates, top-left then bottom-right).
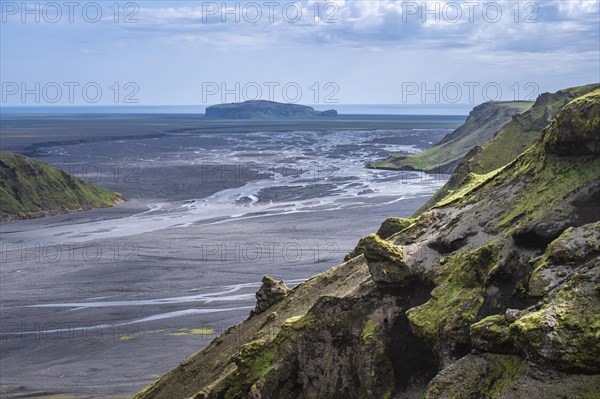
<box><xmin>0</xmin><ymin>114</ymin><xmax>463</xmax><ymax>398</ymax></box>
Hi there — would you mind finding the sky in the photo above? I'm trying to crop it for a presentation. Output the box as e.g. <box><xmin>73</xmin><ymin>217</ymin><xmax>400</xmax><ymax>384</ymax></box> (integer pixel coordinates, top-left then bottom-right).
<box><xmin>1</xmin><ymin>0</ymin><xmax>599</xmax><ymax>112</ymax></box>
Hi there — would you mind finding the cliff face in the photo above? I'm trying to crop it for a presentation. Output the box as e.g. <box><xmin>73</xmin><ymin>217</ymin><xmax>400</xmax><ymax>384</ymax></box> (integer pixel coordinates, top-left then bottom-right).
<box><xmin>369</xmin><ymin>101</ymin><xmax>532</xmax><ymax>172</ymax></box>
<box><xmin>204</xmin><ymin>100</ymin><xmax>338</xmax><ymax>119</ymax></box>
<box><xmin>0</xmin><ymin>152</ymin><xmax>124</xmax><ymax>221</ymax></box>
<box><xmin>136</xmin><ymin>89</ymin><xmax>600</xmax><ymax>399</ymax></box>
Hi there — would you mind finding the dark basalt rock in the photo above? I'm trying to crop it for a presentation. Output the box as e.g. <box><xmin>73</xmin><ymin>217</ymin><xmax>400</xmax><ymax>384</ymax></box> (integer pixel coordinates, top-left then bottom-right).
<box><xmin>376</xmin><ymin>217</ymin><xmax>414</xmax><ymax>239</ymax></box>
<box><xmin>543</xmin><ymin>91</ymin><xmax>600</xmax><ymax>156</ymax></box>
<box><xmin>251</xmin><ymin>275</ymin><xmax>290</xmax><ymax>316</ymax></box>
<box><xmin>354</xmin><ymin>234</ymin><xmax>414</xmax><ymax>287</ymax></box>
<box><xmin>512</xmin><ymin>221</ymin><xmax>569</xmax><ymax>249</ymax></box>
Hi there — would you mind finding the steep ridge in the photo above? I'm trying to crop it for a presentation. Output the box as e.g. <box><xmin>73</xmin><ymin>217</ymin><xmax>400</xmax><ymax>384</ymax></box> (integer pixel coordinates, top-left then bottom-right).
<box><xmin>417</xmin><ymin>83</ymin><xmax>600</xmax><ymax>214</ymax></box>
<box><xmin>136</xmin><ymin>89</ymin><xmax>600</xmax><ymax>399</ymax></box>
<box><xmin>369</xmin><ymin>101</ymin><xmax>532</xmax><ymax>172</ymax></box>
<box><xmin>0</xmin><ymin>152</ymin><xmax>124</xmax><ymax>220</ymax></box>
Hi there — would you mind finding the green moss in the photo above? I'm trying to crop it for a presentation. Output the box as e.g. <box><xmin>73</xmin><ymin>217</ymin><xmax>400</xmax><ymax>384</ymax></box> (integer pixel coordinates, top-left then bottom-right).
<box><xmin>513</xmin><ymin>282</ymin><xmax>527</xmax><ymax>297</ymax></box>
<box><xmin>528</xmin><ymin>259</ymin><xmax>550</xmax><ymax>297</ymax></box>
<box><xmin>362</xmin><ymin>319</ymin><xmax>376</xmax><ymax>342</ymax></box>
<box><xmin>510</xmin><ymin>272</ymin><xmax>600</xmax><ymax>371</ymax></box>
<box><xmin>495</xmin><ymin>146</ymin><xmax>600</xmax><ymax>230</ymax></box>
<box><xmin>224</xmin><ymin>339</ymin><xmax>278</xmax><ymax>399</ymax></box>
<box><xmin>237</xmin><ymin>340</ymin><xmax>277</xmax><ymax>382</ymax></box>
<box><xmin>423</xmin><ymin>354</ymin><xmax>527</xmax><ymax>398</ymax></box>
<box><xmin>434</xmin><ymin>169</ymin><xmax>502</xmax><ymax>209</ymax></box>
<box><xmin>407</xmin><ymin>244</ymin><xmax>499</xmax><ymax>349</ymax></box>
<box><xmin>353</xmin><ymin>234</ymin><xmax>405</xmax><ymax>264</ymax></box>
<box><xmin>377</xmin><ymin>217</ymin><xmax>415</xmax><ymax>239</ymax></box>
<box><xmin>486</xmin><ymin>355</ymin><xmax>528</xmax><ymax>396</ymax></box>
<box><xmin>282</xmin><ymin>314</ymin><xmax>315</xmax><ymax>332</ymax></box>
<box><xmin>470</xmin><ymin>315</ymin><xmax>512</xmax><ymax>352</ymax></box>
<box><xmin>283</xmin><ymin>316</ymin><xmax>303</xmax><ymax>325</ymax></box>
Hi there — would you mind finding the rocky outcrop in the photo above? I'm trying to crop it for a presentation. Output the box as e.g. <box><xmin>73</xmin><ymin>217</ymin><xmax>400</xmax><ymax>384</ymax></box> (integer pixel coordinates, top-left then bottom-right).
<box><xmin>135</xmin><ymin>88</ymin><xmax>600</xmax><ymax>399</ymax></box>
<box><xmin>251</xmin><ymin>276</ymin><xmax>290</xmax><ymax>316</ymax></box>
<box><xmin>376</xmin><ymin>217</ymin><xmax>414</xmax><ymax>239</ymax></box>
<box><xmin>543</xmin><ymin>90</ymin><xmax>600</xmax><ymax>155</ymax></box>
<box><xmin>351</xmin><ymin>234</ymin><xmax>414</xmax><ymax>287</ymax></box>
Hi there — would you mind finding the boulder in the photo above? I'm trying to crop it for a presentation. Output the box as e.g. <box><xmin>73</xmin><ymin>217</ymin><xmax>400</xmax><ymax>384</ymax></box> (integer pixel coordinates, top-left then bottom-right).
<box><xmin>376</xmin><ymin>217</ymin><xmax>414</xmax><ymax>239</ymax></box>
<box><xmin>354</xmin><ymin>234</ymin><xmax>413</xmax><ymax>287</ymax></box>
<box><xmin>543</xmin><ymin>90</ymin><xmax>600</xmax><ymax>156</ymax></box>
<box><xmin>252</xmin><ymin>276</ymin><xmax>290</xmax><ymax>316</ymax></box>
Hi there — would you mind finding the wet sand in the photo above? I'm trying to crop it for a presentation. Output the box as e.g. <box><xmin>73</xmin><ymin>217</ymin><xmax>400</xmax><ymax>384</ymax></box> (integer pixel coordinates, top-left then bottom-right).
<box><xmin>0</xmin><ymin>118</ymin><xmax>453</xmax><ymax>398</ymax></box>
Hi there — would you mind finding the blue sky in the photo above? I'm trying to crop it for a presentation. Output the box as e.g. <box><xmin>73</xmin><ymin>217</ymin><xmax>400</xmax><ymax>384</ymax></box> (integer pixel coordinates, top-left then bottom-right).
<box><xmin>1</xmin><ymin>0</ymin><xmax>599</xmax><ymax>111</ymax></box>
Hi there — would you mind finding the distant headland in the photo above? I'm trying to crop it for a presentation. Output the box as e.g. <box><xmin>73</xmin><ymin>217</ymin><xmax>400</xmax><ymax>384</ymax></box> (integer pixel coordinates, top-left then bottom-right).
<box><xmin>204</xmin><ymin>100</ymin><xmax>338</xmax><ymax>119</ymax></box>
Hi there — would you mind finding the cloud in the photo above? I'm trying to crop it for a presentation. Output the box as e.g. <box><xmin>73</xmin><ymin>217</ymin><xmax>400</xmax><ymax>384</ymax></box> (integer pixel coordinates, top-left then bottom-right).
<box><xmin>1</xmin><ymin>1</ymin><xmax>597</xmax><ymax>106</ymax></box>
<box><xmin>116</xmin><ymin>0</ymin><xmax>597</xmax><ymax>56</ymax></box>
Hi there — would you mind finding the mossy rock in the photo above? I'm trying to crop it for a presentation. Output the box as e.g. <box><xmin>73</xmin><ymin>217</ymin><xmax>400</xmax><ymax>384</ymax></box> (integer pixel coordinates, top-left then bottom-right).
<box><xmin>528</xmin><ymin>223</ymin><xmax>600</xmax><ymax>297</ymax></box>
<box><xmin>543</xmin><ymin>89</ymin><xmax>600</xmax><ymax>156</ymax></box>
<box><xmin>225</xmin><ymin>339</ymin><xmax>277</xmax><ymax>398</ymax></box>
<box><xmin>470</xmin><ymin>314</ymin><xmax>513</xmax><ymax>353</ymax></box>
<box><xmin>407</xmin><ymin>244</ymin><xmax>499</xmax><ymax>360</ymax></box>
<box><xmin>251</xmin><ymin>276</ymin><xmax>290</xmax><ymax>316</ymax></box>
<box><xmin>376</xmin><ymin>217</ymin><xmax>414</xmax><ymax>239</ymax></box>
<box><xmin>423</xmin><ymin>354</ymin><xmax>527</xmax><ymax>399</ymax></box>
<box><xmin>353</xmin><ymin>234</ymin><xmax>413</xmax><ymax>287</ymax></box>
<box><xmin>511</xmin><ymin>273</ymin><xmax>600</xmax><ymax>373</ymax></box>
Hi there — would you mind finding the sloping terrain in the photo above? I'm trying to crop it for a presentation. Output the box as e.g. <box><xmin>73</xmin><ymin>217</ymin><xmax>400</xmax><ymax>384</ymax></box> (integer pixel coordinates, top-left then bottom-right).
<box><xmin>417</xmin><ymin>83</ymin><xmax>600</xmax><ymax>214</ymax></box>
<box><xmin>417</xmin><ymin>83</ymin><xmax>600</xmax><ymax>213</ymax></box>
<box><xmin>0</xmin><ymin>152</ymin><xmax>124</xmax><ymax>221</ymax></box>
<box><xmin>136</xmin><ymin>89</ymin><xmax>600</xmax><ymax>399</ymax></box>
<box><xmin>369</xmin><ymin>101</ymin><xmax>532</xmax><ymax>172</ymax></box>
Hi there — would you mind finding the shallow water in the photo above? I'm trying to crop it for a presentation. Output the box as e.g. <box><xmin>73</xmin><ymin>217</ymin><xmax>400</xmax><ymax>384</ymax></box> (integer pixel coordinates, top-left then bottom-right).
<box><xmin>0</xmin><ymin>128</ymin><xmax>450</xmax><ymax>398</ymax></box>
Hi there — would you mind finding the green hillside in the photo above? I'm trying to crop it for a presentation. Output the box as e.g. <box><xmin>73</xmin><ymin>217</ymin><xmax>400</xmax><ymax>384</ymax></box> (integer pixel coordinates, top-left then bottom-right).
<box><xmin>369</xmin><ymin>101</ymin><xmax>533</xmax><ymax>172</ymax></box>
<box><xmin>416</xmin><ymin>83</ymin><xmax>600</xmax><ymax>214</ymax></box>
<box><xmin>0</xmin><ymin>152</ymin><xmax>125</xmax><ymax>221</ymax></box>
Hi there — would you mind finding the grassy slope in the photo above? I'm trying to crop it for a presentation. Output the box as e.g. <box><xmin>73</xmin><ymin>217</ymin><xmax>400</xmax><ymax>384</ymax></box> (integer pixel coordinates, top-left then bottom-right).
<box><xmin>466</xmin><ymin>83</ymin><xmax>600</xmax><ymax>174</ymax></box>
<box><xmin>0</xmin><ymin>152</ymin><xmax>124</xmax><ymax>220</ymax></box>
<box><xmin>369</xmin><ymin>101</ymin><xmax>533</xmax><ymax>172</ymax></box>
<box><xmin>415</xmin><ymin>83</ymin><xmax>600</xmax><ymax>215</ymax></box>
